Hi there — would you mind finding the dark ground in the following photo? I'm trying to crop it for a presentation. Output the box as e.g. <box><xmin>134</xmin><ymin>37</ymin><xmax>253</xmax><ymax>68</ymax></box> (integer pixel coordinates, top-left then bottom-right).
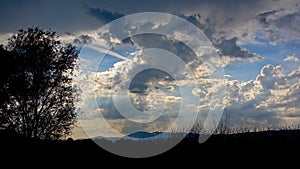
<box><xmin>1</xmin><ymin>130</ymin><xmax>300</xmax><ymax>167</ymax></box>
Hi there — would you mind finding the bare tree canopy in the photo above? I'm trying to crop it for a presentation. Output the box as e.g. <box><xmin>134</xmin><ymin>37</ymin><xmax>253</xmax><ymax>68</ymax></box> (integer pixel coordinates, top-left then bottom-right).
<box><xmin>0</xmin><ymin>27</ymin><xmax>79</xmax><ymax>139</ymax></box>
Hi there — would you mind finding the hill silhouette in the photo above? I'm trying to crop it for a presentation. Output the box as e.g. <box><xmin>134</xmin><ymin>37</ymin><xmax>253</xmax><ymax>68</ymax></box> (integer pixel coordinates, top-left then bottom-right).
<box><xmin>1</xmin><ymin>129</ymin><xmax>300</xmax><ymax>167</ymax></box>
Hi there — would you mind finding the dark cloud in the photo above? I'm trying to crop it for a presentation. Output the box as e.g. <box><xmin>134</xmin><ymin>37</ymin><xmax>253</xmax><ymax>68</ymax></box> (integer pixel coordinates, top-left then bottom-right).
<box><xmin>86</xmin><ymin>0</ymin><xmax>290</xmax><ymax>37</ymax></box>
<box><xmin>88</xmin><ymin>0</ymin><xmax>264</xmax><ymax>16</ymax></box>
<box><xmin>1</xmin><ymin>0</ymin><xmax>298</xmax><ymax>46</ymax></box>
<box><xmin>214</xmin><ymin>37</ymin><xmax>260</xmax><ymax>59</ymax></box>
<box><xmin>224</xmin><ymin>102</ymin><xmax>281</xmax><ymax>127</ymax></box>
<box><xmin>129</xmin><ymin>68</ymin><xmax>175</xmax><ymax>94</ymax></box>
<box><xmin>183</xmin><ymin>14</ymin><xmax>261</xmax><ymax>59</ymax></box>
<box><xmin>184</xmin><ymin>14</ymin><xmax>215</xmax><ymax>39</ymax></box>
<box><xmin>256</xmin><ymin>10</ymin><xmax>281</xmax><ymax>28</ymax></box>
<box><xmin>121</xmin><ymin>37</ymin><xmax>134</xmax><ymax>45</ymax></box>
<box><xmin>285</xmin><ymin>113</ymin><xmax>300</xmax><ymax>118</ymax></box>
<box><xmin>96</xmin><ymin>97</ymin><xmax>123</xmax><ymax>119</ymax></box>
<box><xmin>130</xmin><ymin>33</ymin><xmax>197</xmax><ymax>63</ymax></box>
<box><xmin>256</xmin><ymin>8</ymin><xmax>300</xmax><ymax>43</ymax></box>
<box><xmin>73</xmin><ymin>35</ymin><xmax>93</xmax><ymax>45</ymax></box>
<box><xmin>102</xmin><ymin>13</ymin><xmax>261</xmax><ymax>61</ymax></box>
<box><xmin>96</xmin><ymin>95</ymin><xmax>179</xmax><ymax>134</ymax></box>
<box><xmin>89</xmin><ymin>8</ymin><xmax>124</xmax><ymax>23</ymax></box>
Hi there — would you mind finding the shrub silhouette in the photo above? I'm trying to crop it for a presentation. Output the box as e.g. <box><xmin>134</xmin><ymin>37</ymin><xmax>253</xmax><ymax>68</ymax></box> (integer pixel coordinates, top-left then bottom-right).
<box><xmin>0</xmin><ymin>27</ymin><xmax>79</xmax><ymax>139</ymax></box>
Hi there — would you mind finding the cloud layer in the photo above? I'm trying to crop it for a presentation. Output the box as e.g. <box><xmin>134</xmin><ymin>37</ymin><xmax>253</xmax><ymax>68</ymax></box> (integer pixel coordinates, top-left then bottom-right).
<box><xmin>1</xmin><ymin>0</ymin><xmax>300</xmax><ymax>138</ymax></box>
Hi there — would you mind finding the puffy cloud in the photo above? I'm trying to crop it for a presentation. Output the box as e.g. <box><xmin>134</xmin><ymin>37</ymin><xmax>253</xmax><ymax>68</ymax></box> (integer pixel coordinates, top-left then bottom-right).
<box><xmin>224</xmin><ymin>64</ymin><xmax>300</xmax><ymax>127</ymax></box>
<box><xmin>256</xmin><ymin>79</ymin><xmax>300</xmax><ymax>124</ymax></box>
<box><xmin>75</xmin><ymin>51</ymin><xmax>186</xmax><ymax>135</ymax></box>
<box><xmin>256</xmin><ymin>65</ymin><xmax>287</xmax><ymax>90</ymax></box>
<box><xmin>284</xmin><ymin>55</ymin><xmax>299</xmax><ymax>62</ymax></box>
<box><xmin>76</xmin><ymin>48</ymin><xmax>300</xmax><ymax>136</ymax></box>
<box><xmin>288</xmin><ymin>66</ymin><xmax>300</xmax><ymax>79</ymax></box>
<box><xmin>72</xmin><ymin>7</ymin><xmax>300</xmax><ymax>135</ymax></box>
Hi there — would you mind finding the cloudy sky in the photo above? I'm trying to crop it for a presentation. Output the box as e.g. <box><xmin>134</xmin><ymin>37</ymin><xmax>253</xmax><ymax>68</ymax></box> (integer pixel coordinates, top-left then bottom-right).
<box><xmin>1</xmin><ymin>0</ymin><xmax>300</xmax><ymax>139</ymax></box>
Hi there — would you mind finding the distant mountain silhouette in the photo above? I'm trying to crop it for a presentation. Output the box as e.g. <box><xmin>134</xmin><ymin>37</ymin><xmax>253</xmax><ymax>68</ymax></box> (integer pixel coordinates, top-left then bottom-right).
<box><xmin>127</xmin><ymin>131</ymin><xmax>162</xmax><ymax>138</ymax></box>
<box><xmin>93</xmin><ymin>131</ymin><xmax>164</xmax><ymax>141</ymax></box>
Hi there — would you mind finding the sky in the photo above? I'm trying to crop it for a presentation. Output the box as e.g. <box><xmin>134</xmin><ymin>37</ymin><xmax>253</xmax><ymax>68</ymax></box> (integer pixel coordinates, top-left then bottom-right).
<box><xmin>0</xmin><ymin>0</ymin><xmax>300</xmax><ymax>139</ymax></box>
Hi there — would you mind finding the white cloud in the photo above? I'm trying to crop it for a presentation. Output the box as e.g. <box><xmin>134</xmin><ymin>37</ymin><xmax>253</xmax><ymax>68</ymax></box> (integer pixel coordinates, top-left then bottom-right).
<box><xmin>75</xmin><ymin>45</ymin><xmax>300</xmax><ymax>136</ymax></box>
<box><xmin>256</xmin><ymin>65</ymin><xmax>287</xmax><ymax>90</ymax></box>
<box><xmin>284</xmin><ymin>55</ymin><xmax>299</xmax><ymax>62</ymax></box>
<box><xmin>288</xmin><ymin>66</ymin><xmax>300</xmax><ymax>79</ymax></box>
<box><xmin>225</xmin><ymin>64</ymin><xmax>300</xmax><ymax>127</ymax></box>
